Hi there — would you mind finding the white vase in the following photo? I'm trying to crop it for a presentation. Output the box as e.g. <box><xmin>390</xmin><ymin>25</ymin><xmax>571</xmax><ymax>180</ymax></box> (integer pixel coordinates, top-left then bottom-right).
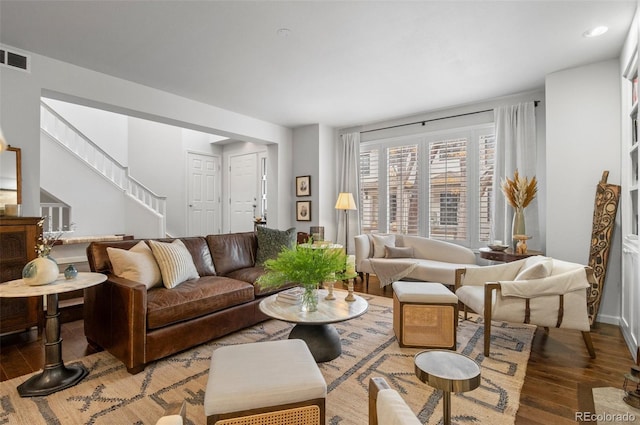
<box><xmin>22</xmin><ymin>256</ymin><xmax>59</xmax><ymax>286</ymax></box>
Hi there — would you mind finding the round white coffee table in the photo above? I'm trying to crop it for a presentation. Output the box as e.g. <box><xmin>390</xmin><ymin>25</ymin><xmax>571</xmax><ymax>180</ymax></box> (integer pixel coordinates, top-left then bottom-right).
<box><xmin>0</xmin><ymin>272</ymin><xmax>106</xmax><ymax>397</ymax></box>
<box><xmin>259</xmin><ymin>288</ymin><xmax>368</xmax><ymax>362</ymax></box>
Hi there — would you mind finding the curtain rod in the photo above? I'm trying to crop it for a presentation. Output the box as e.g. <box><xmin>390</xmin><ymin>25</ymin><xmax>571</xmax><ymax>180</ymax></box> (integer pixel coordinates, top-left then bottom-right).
<box><xmin>360</xmin><ymin>100</ymin><xmax>539</xmax><ymax>135</ymax></box>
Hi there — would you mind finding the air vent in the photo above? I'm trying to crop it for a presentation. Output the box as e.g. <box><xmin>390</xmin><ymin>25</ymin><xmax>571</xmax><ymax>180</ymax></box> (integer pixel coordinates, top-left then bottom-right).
<box><xmin>0</xmin><ymin>48</ymin><xmax>30</xmax><ymax>72</ymax></box>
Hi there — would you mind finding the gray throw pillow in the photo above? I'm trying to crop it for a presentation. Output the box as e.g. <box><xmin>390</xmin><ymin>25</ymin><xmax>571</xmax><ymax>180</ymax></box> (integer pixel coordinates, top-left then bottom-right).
<box><xmin>384</xmin><ymin>245</ymin><xmax>414</xmax><ymax>259</ymax></box>
<box><xmin>256</xmin><ymin>226</ymin><xmax>297</xmax><ymax>264</ymax></box>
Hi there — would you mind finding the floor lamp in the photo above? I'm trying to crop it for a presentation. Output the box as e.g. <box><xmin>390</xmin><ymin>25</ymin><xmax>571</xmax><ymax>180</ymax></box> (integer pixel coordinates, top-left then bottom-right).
<box><xmin>335</xmin><ymin>192</ymin><xmax>357</xmax><ymax>254</ymax></box>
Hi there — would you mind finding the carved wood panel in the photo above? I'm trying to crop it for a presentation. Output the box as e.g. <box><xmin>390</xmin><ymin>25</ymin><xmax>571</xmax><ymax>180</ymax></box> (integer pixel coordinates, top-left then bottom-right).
<box><xmin>587</xmin><ymin>171</ymin><xmax>621</xmax><ymax>325</ymax></box>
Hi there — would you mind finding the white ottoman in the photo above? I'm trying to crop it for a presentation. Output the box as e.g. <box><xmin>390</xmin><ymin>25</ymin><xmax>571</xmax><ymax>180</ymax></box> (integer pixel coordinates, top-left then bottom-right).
<box><xmin>392</xmin><ymin>281</ymin><xmax>458</xmax><ymax>349</ymax></box>
<box><xmin>204</xmin><ymin>339</ymin><xmax>327</xmax><ymax>425</ymax></box>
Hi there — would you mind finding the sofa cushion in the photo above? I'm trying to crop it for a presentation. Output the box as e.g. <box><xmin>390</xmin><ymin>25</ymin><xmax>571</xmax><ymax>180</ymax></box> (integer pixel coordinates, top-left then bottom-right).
<box><xmin>515</xmin><ymin>256</ymin><xmax>553</xmax><ymax>281</ymax></box>
<box><xmin>207</xmin><ymin>232</ymin><xmax>257</xmax><ymax>275</ymax></box>
<box><xmin>149</xmin><ymin>239</ymin><xmax>200</xmax><ymax>288</ymax></box>
<box><xmin>179</xmin><ymin>237</ymin><xmax>216</xmax><ymax>276</ymax></box>
<box><xmin>224</xmin><ymin>265</ymin><xmax>264</xmax><ymax>285</ymax></box>
<box><xmin>107</xmin><ymin>241</ymin><xmax>162</xmax><ymax>289</ymax></box>
<box><xmin>384</xmin><ymin>245</ymin><xmax>414</xmax><ymax>259</ymax></box>
<box><xmin>371</xmin><ymin>234</ymin><xmax>396</xmax><ymax>258</ymax></box>
<box><xmin>146</xmin><ymin>276</ymin><xmax>255</xmax><ymax>330</ymax></box>
<box><xmin>256</xmin><ymin>226</ymin><xmax>297</xmax><ymax>264</ymax></box>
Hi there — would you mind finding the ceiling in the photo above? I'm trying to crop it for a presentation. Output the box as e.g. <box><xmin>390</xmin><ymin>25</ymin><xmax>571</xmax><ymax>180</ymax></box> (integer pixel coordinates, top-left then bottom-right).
<box><xmin>0</xmin><ymin>1</ymin><xmax>636</xmax><ymax>129</ymax></box>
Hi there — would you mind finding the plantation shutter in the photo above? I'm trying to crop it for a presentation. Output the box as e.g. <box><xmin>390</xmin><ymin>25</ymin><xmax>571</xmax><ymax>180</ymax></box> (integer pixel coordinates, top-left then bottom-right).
<box><xmin>478</xmin><ymin>134</ymin><xmax>496</xmax><ymax>242</ymax></box>
<box><xmin>359</xmin><ymin>148</ymin><xmax>379</xmax><ymax>233</ymax></box>
<box><xmin>387</xmin><ymin>145</ymin><xmax>419</xmax><ymax>235</ymax></box>
<box><xmin>428</xmin><ymin>138</ymin><xmax>467</xmax><ymax>240</ymax></box>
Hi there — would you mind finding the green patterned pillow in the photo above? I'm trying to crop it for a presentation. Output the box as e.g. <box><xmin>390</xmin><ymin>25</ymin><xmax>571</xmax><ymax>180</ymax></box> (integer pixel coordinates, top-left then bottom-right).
<box><xmin>256</xmin><ymin>227</ymin><xmax>297</xmax><ymax>264</ymax></box>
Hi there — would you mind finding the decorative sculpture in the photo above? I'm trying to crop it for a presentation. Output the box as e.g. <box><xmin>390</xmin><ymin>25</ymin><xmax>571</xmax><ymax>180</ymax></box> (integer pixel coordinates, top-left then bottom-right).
<box><xmin>587</xmin><ymin>171</ymin><xmax>620</xmax><ymax>325</ymax></box>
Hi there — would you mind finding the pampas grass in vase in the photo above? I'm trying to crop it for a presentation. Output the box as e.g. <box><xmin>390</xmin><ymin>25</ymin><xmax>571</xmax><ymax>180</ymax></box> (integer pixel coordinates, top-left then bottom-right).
<box><xmin>501</xmin><ymin>170</ymin><xmax>537</xmax><ymax>247</ymax></box>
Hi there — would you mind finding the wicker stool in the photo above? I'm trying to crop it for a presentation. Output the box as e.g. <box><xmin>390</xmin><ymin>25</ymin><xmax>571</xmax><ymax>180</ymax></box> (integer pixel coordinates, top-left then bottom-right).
<box><xmin>204</xmin><ymin>339</ymin><xmax>327</xmax><ymax>425</ymax></box>
<box><xmin>392</xmin><ymin>281</ymin><xmax>458</xmax><ymax>349</ymax></box>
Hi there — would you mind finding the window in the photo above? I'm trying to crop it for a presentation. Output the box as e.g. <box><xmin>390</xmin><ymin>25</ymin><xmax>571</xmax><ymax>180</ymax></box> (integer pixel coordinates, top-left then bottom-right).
<box><xmin>360</xmin><ymin>149</ymin><xmax>379</xmax><ymax>233</ymax></box>
<box><xmin>387</xmin><ymin>145</ymin><xmax>419</xmax><ymax>234</ymax></box>
<box><xmin>478</xmin><ymin>134</ymin><xmax>496</xmax><ymax>241</ymax></box>
<box><xmin>439</xmin><ymin>192</ymin><xmax>459</xmax><ymax>225</ymax></box>
<box><xmin>359</xmin><ymin>125</ymin><xmax>495</xmax><ymax>248</ymax></box>
<box><xmin>428</xmin><ymin>138</ymin><xmax>467</xmax><ymax>240</ymax></box>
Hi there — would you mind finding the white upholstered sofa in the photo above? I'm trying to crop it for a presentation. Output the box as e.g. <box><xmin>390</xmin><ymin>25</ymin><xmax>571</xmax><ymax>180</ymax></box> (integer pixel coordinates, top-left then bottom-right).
<box><xmin>355</xmin><ymin>233</ymin><xmax>479</xmax><ymax>288</ymax></box>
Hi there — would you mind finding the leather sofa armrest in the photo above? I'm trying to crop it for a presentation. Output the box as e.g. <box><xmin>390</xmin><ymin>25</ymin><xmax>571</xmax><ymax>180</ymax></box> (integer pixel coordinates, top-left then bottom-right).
<box><xmin>84</xmin><ymin>274</ymin><xmax>148</xmax><ymax>373</ymax></box>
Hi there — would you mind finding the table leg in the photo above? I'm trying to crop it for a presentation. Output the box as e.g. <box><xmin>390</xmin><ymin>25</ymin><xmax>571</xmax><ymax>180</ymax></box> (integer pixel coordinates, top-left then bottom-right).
<box><xmin>442</xmin><ymin>389</ymin><xmax>451</xmax><ymax>425</ymax></box>
<box><xmin>17</xmin><ymin>293</ymin><xmax>88</xmax><ymax>397</ymax></box>
<box><xmin>288</xmin><ymin>323</ymin><xmax>341</xmax><ymax>362</ymax></box>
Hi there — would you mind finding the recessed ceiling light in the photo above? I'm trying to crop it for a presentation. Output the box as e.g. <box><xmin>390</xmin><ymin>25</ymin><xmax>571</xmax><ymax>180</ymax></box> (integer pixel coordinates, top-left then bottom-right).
<box><xmin>277</xmin><ymin>28</ymin><xmax>291</xmax><ymax>37</ymax></box>
<box><xmin>583</xmin><ymin>26</ymin><xmax>608</xmax><ymax>38</ymax></box>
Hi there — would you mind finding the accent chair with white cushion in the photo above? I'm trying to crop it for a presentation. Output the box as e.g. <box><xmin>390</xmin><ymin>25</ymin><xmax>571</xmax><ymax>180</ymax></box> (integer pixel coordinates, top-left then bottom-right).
<box><xmin>454</xmin><ymin>256</ymin><xmax>596</xmax><ymax>358</ymax></box>
<box><xmin>355</xmin><ymin>233</ymin><xmax>478</xmax><ymax>288</ymax></box>
<box><xmin>156</xmin><ymin>401</ymin><xmax>187</xmax><ymax>425</ymax></box>
<box><xmin>368</xmin><ymin>377</ymin><xmax>421</xmax><ymax>425</ymax></box>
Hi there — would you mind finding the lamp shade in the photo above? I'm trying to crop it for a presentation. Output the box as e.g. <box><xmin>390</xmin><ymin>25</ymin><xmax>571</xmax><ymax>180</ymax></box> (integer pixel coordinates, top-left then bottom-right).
<box><xmin>335</xmin><ymin>192</ymin><xmax>357</xmax><ymax>210</ymax></box>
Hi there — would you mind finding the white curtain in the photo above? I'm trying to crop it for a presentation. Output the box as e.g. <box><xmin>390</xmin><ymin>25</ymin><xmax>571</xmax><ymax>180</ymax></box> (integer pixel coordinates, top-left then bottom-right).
<box><xmin>336</xmin><ymin>132</ymin><xmax>361</xmax><ymax>254</ymax></box>
<box><xmin>491</xmin><ymin>102</ymin><xmax>539</xmax><ymax>249</ymax></box>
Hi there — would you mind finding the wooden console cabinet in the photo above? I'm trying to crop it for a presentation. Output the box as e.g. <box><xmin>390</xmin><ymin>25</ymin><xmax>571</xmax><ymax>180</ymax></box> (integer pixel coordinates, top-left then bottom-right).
<box><xmin>0</xmin><ymin>217</ymin><xmax>43</xmax><ymax>334</ymax></box>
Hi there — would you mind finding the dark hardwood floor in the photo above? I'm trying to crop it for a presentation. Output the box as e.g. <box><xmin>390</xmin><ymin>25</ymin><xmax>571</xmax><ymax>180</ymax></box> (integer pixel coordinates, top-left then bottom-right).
<box><xmin>1</xmin><ymin>276</ymin><xmax>635</xmax><ymax>424</ymax></box>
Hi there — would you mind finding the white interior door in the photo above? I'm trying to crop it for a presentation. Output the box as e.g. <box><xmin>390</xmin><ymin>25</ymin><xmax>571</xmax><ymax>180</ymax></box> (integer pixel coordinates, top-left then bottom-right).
<box><xmin>187</xmin><ymin>152</ymin><xmax>221</xmax><ymax>236</ymax></box>
<box><xmin>229</xmin><ymin>153</ymin><xmax>258</xmax><ymax>233</ymax></box>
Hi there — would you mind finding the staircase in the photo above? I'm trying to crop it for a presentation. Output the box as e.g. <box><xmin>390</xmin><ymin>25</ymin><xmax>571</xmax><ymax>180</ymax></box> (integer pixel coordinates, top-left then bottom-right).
<box><xmin>40</xmin><ymin>101</ymin><xmax>166</xmax><ymax>235</ymax></box>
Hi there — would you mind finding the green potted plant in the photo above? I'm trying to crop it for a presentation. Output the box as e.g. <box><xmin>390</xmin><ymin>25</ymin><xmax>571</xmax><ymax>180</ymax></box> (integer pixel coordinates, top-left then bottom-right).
<box><xmin>257</xmin><ymin>245</ymin><xmax>355</xmax><ymax>311</ymax></box>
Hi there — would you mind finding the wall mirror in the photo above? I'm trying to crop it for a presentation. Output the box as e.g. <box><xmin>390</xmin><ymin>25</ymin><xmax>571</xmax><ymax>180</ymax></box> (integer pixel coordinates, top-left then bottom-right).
<box><xmin>0</xmin><ymin>146</ymin><xmax>22</xmax><ymax>207</ymax></box>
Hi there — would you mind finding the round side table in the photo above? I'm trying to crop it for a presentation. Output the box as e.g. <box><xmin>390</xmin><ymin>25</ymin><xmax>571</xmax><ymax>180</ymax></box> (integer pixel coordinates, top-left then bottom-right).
<box><xmin>414</xmin><ymin>349</ymin><xmax>481</xmax><ymax>425</ymax></box>
<box><xmin>0</xmin><ymin>272</ymin><xmax>106</xmax><ymax>397</ymax></box>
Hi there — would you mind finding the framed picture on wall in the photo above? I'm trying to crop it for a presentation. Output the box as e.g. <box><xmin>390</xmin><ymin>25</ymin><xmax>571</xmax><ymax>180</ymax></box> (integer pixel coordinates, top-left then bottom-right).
<box><xmin>296</xmin><ymin>201</ymin><xmax>311</xmax><ymax>221</ymax></box>
<box><xmin>296</xmin><ymin>175</ymin><xmax>311</xmax><ymax>197</ymax></box>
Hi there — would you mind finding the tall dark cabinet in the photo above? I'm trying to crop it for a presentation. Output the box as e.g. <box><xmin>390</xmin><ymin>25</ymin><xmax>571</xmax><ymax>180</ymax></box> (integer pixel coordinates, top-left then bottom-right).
<box><xmin>0</xmin><ymin>217</ymin><xmax>43</xmax><ymax>334</ymax></box>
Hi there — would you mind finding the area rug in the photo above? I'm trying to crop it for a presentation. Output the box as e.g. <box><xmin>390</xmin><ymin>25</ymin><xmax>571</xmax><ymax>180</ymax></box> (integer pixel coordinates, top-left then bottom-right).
<box><xmin>0</xmin><ymin>293</ymin><xmax>535</xmax><ymax>425</ymax></box>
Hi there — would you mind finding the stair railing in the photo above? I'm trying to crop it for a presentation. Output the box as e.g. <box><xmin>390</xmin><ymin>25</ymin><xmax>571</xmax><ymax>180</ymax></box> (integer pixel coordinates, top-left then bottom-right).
<box><xmin>40</xmin><ymin>101</ymin><xmax>167</xmax><ymax>218</ymax></box>
<box><xmin>40</xmin><ymin>202</ymin><xmax>71</xmax><ymax>234</ymax></box>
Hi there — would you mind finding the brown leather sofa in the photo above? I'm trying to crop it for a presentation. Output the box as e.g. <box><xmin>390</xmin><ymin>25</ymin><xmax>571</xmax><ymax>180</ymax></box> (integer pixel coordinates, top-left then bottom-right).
<box><xmin>85</xmin><ymin>232</ymin><xmax>290</xmax><ymax>374</ymax></box>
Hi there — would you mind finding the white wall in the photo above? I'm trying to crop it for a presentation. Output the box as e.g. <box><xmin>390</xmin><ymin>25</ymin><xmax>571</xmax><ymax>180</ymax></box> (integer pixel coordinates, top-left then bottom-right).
<box><xmin>292</xmin><ymin>125</ymin><xmax>321</xmax><ymax>233</ymax></box>
<box><xmin>545</xmin><ymin>59</ymin><xmax>622</xmax><ymax>324</ymax></box>
<box><xmin>319</xmin><ymin>125</ymin><xmax>337</xmax><ymax>241</ymax></box>
<box><xmin>291</xmin><ymin>124</ymin><xmax>338</xmax><ymax>240</ymax></box>
<box><xmin>41</xmin><ymin>132</ymin><xmax>127</xmax><ymax>237</ymax></box>
<box><xmin>0</xmin><ymin>46</ymin><xmax>293</xmax><ymax>231</ymax></box>
<box><xmin>128</xmin><ymin>119</ymin><xmax>184</xmax><ymax>236</ymax></box>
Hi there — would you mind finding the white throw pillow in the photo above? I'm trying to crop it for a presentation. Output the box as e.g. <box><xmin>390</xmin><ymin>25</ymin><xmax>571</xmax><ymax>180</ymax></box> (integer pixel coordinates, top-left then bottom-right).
<box><xmin>371</xmin><ymin>234</ymin><xmax>396</xmax><ymax>258</ymax></box>
<box><xmin>515</xmin><ymin>256</ymin><xmax>553</xmax><ymax>281</ymax></box>
<box><xmin>148</xmin><ymin>239</ymin><xmax>200</xmax><ymax>289</ymax></box>
<box><xmin>107</xmin><ymin>241</ymin><xmax>162</xmax><ymax>289</ymax></box>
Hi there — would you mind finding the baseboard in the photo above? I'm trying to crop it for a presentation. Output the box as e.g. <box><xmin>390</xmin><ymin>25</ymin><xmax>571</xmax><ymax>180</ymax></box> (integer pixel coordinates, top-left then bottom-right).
<box><xmin>594</xmin><ymin>313</ymin><xmax>619</xmax><ymax>326</ymax></box>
